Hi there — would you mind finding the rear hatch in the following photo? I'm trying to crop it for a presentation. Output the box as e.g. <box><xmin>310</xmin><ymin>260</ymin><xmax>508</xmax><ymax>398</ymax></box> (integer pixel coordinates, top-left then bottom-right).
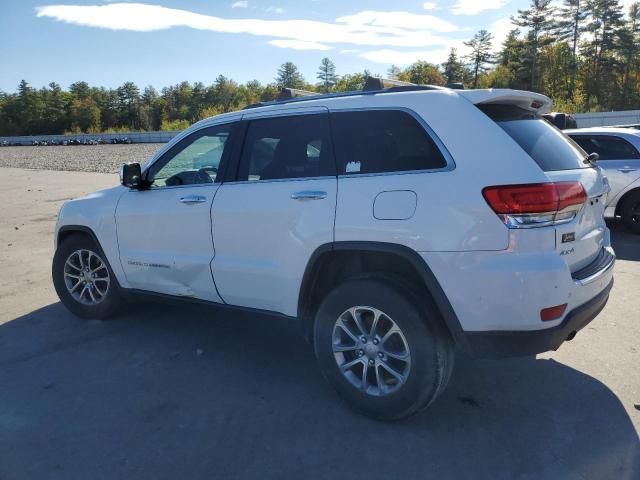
<box><xmin>468</xmin><ymin>91</ymin><xmax>609</xmax><ymax>273</ymax></box>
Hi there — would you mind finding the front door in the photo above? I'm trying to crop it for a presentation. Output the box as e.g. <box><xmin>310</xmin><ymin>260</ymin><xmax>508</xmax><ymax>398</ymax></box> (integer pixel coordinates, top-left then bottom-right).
<box><xmin>211</xmin><ymin>109</ymin><xmax>337</xmax><ymax>316</ymax></box>
<box><xmin>115</xmin><ymin>122</ymin><xmax>235</xmax><ymax>301</ymax></box>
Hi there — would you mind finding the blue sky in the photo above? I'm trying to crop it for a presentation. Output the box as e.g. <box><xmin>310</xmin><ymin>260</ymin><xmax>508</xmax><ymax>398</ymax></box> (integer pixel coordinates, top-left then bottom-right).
<box><xmin>0</xmin><ymin>0</ymin><xmax>619</xmax><ymax>92</ymax></box>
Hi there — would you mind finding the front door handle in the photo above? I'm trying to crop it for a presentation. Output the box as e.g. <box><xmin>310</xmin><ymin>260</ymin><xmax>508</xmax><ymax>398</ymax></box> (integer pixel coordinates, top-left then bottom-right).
<box><xmin>291</xmin><ymin>190</ymin><xmax>327</xmax><ymax>201</ymax></box>
<box><xmin>179</xmin><ymin>195</ymin><xmax>207</xmax><ymax>204</ymax></box>
<box><xmin>617</xmin><ymin>167</ymin><xmax>637</xmax><ymax>173</ymax></box>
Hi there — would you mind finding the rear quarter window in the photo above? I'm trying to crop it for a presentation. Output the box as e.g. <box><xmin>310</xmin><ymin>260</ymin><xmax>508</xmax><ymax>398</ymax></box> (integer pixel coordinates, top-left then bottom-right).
<box><xmin>479</xmin><ymin>104</ymin><xmax>588</xmax><ymax>172</ymax></box>
<box><xmin>330</xmin><ymin>110</ymin><xmax>447</xmax><ymax>175</ymax></box>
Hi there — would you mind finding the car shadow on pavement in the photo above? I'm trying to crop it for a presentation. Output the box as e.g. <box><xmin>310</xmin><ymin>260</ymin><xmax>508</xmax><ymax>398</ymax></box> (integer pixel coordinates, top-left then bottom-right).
<box><xmin>608</xmin><ymin>220</ymin><xmax>640</xmax><ymax>261</ymax></box>
<box><xmin>0</xmin><ymin>301</ymin><xmax>638</xmax><ymax>480</ymax></box>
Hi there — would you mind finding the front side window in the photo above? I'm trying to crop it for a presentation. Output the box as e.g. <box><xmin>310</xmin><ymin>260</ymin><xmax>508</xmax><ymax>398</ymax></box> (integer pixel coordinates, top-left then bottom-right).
<box><xmin>238</xmin><ymin>113</ymin><xmax>335</xmax><ymax>181</ymax></box>
<box><xmin>330</xmin><ymin>110</ymin><xmax>447</xmax><ymax>175</ymax></box>
<box><xmin>148</xmin><ymin>124</ymin><xmax>232</xmax><ymax>188</ymax></box>
<box><xmin>569</xmin><ymin>135</ymin><xmax>640</xmax><ymax>160</ymax></box>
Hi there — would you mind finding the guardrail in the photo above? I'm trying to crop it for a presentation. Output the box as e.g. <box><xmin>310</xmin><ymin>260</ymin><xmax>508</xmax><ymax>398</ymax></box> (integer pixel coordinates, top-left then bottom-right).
<box><xmin>574</xmin><ymin>110</ymin><xmax>640</xmax><ymax>128</ymax></box>
<box><xmin>0</xmin><ymin>131</ymin><xmax>179</xmax><ymax>146</ymax></box>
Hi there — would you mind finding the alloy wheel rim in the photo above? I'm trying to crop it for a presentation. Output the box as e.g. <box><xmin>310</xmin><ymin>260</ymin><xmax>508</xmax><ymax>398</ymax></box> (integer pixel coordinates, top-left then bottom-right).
<box><xmin>63</xmin><ymin>249</ymin><xmax>110</xmax><ymax>305</ymax></box>
<box><xmin>332</xmin><ymin>306</ymin><xmax>411</xmax><ymax>397</ymax></box>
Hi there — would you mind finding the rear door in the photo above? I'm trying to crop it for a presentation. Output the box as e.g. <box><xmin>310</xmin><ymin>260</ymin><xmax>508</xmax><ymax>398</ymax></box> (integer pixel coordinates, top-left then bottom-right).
<box><xmin>488</xmin><ymin>111</ymin><xmax>609</xmax><ymax>272</ymax></box>
<box><xmin>210</xmin><ymin>108</ymin><xmax>337</xmax><ymax>315</ymax></box>
<box><xmin>568</xmin><ymin>134</ymin><xmax>640</xmax><ymax>203</ymax></box>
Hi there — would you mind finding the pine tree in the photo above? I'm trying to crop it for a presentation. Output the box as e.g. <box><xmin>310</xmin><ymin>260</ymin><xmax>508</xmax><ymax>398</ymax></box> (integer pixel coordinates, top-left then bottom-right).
<box><xmin>69</xmin><ymin>81</ymin><xmax>91</xmax><ymax>99</ymax></box>
<box><xmin>512</xmin><ymin>0</ymin><xmax>556</xmax><ymax>91</ymax></box>
<box><xmin>276</xmin><ymin>62</ymin><xmax>306</xmax><ymax>89</ymax></box>
<box><xmin>555</xmin><ymin>0</ymin><xmax>592</xmax><ymax>97</ymax></box>
<box><xmin>583</xmin><ymin>0</ymin><xmax>625</xmax><ymax>107</ymax></box>
<box><xmin>17</xmin><ymin>80</ymin><xmax>39</xmax><ymax>135</ymax></box>
<box><xmin>117</xmin><ymin>81</ymin><xmax>141</xmax><ymax>130</ymax></box>
<box><xmin>442</xmin><ymin>48</ymin><xmax>466</xmax><ymax>85</ymax></box>
<box><xmin>44</xmin><ymin>82</ymin><xmax>69</xmax><ymax>134</ymax></box>
<box><xmin>464</xmin><ymin>31</ymin><xmax>496</xmax><ymax>88</ymax></box>
<box><xmin>316</xmin><ymin>57</ymin><xmax>337</xmax><ymax>92</ymax></box>
<box><xmin>617</xmin><ymin>2</ymin><xmax>640</xmax><ymax>106</ymax></box>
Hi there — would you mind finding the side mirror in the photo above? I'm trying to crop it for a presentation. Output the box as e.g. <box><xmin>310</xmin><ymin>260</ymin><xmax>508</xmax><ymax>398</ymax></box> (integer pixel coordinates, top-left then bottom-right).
<box><xmin>120</xmin><ymin>163</ymin><xmax>142</xmax><ymax>188</ymax></box>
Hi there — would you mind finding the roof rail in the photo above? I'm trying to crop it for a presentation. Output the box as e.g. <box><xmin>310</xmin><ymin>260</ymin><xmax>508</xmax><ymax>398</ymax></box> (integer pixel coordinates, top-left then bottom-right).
<box><xmin>242</xmin><ymin>77</ymin><xmax>444</xmax><ymax>110</ymax></box>
<box><xmin>363</xmin><ymin>76</ymin><xmax>416</xmax><ymax>91</ymax></box>
<box><xmin>277</xmin><ymin>87</ymin><xmax>321</xmax><ymax>101</ymax></box>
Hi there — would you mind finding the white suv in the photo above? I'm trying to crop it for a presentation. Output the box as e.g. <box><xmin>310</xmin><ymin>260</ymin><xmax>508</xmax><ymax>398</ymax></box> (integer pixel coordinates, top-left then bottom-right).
<box><xmin>52</xmin><ymin>83</ymin><xmax>615</xmax><ymax>420</ymax></box>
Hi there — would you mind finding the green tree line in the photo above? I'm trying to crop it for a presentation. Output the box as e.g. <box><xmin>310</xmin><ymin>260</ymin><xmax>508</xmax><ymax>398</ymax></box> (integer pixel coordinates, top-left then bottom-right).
<box><xmin>1</xmin><ymin>0</ymin><xmax>638</xmax><ymax>136</ymax></box>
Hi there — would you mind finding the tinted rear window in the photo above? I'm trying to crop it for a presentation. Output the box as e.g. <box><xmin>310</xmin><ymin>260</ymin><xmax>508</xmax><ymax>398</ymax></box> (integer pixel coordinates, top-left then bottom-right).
<box><xmin>480</xmin><ymin>104</ymin><xmax>588</xmax><ymax>171</ymax></box>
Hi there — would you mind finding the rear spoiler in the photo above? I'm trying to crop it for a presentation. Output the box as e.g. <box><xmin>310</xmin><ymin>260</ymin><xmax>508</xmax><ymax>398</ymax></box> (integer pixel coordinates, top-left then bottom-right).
<box><xmin>458</xmin><ymin>89</ymin><xmax>553</xmax><ymax>114</ymax></box>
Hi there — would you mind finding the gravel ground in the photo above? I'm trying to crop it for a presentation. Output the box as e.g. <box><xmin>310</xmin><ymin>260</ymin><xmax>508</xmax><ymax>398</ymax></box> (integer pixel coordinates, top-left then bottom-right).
<box><xmin>0</xmin><ymin>144</ymin><xmax>164</xmax><ymax>173</ymax></box>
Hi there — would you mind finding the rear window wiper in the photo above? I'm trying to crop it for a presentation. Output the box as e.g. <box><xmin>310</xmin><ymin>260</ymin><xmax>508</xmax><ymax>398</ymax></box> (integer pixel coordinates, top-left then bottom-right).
<box><xmin>583</xmin><ymin>152</ymin><xmax>599</xmax><ymax>165</ymax></box>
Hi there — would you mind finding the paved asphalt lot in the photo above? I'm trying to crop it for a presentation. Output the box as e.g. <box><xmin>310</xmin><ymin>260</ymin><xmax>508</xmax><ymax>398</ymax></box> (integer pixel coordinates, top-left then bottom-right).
<box><xmin>0</xmin><ymin>167</ymin><xmax>638</xmax><ymax>480</ymax></box>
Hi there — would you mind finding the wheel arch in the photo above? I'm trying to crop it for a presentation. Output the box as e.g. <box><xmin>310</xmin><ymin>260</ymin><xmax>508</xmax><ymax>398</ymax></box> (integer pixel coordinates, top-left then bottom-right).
<box><xmin>57</xmin><ymin>225</ymin><xmax>104</xmax><ymax>251</ymax></box>
<box><xmin>297</xmin><ymin>241</ymin><xmax>465</xmax><ymax>347</ymax></box>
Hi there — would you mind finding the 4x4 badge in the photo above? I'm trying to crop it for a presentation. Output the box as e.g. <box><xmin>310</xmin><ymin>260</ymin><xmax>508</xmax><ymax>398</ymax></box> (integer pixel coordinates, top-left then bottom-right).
<box><xmin>562</xmin><ymin>232</ymin><xmax>575</xmax><ymax>243</ymax></box>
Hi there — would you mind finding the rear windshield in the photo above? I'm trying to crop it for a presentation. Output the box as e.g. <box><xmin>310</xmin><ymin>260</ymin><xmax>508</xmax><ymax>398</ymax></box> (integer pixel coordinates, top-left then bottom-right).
<box><xmin>479</xmin><ymin>104</ymin><xmax>588</xmax><ymax>171</ymax></box>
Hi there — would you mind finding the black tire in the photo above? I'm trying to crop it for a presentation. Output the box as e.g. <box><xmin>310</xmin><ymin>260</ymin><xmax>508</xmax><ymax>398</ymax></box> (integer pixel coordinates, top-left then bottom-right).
<box><xmin>52</xmin><ymin>234</ymin><xmax>123</xmax><ymax>319</ymax></box>
<box><xmin>620</xmin><ymin>190</ymin><xmax>640</xmax><ymax>234</ymax></box>
<box><xmin>313</xmin><ymin>276</ymin><xmax>454</xmax><ymax>421</ymax></box>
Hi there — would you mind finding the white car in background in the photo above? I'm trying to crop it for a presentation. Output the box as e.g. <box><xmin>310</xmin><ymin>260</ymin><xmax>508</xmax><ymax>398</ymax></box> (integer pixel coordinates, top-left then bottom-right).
<box><xmin>52</xmin><ymin>82</ymin><xmax>615</xmax><ymax>420</ymax></box>
<box><xmin>566</xmin><ymin>127</ymin><xmax>640</xmax><ymax>233</ymax></box>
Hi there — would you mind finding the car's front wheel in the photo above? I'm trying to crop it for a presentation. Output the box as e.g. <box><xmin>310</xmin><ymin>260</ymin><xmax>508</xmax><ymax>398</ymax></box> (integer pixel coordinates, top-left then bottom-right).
<box><xmin>313</xmin><ymin>276</ymin><xmax>454</xmax><ymax>421</ymax></box>
<box><xmin>52</xmin><ymin>234</ymin><xmax>123</xmax><ymax>319</ymax></box>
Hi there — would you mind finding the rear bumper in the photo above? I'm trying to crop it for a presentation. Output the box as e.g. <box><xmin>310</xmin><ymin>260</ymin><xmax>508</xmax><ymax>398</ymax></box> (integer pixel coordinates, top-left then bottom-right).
<box><xmin>462</xmin><ymin>278</ymin><xmax>613</xmax><ymax>358</ymax></box>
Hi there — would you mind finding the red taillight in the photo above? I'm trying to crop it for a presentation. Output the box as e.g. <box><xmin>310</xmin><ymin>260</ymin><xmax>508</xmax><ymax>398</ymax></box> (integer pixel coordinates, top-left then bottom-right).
<box><xmin>482</xmin><ymin>183</ymin><xmax>559</xmax><ymax>214</ymax></box>
<box><xmin>540</xmin><ymin>303</ymin><xmax>567</xmax><ymax>321</ymax></box>
<box><xmin>555</xmin><ymin>181</ymin><xmax>587</xmax><ymax>211</ymax></box>
<box><xmin>483</xmin><ymin>181</ymin><xmax>586</xmax><ymax>228</ymax></box>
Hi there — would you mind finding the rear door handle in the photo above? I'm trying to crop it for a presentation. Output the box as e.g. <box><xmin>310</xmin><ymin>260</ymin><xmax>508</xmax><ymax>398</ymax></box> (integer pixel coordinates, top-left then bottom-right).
<box><xmin>179</xmin><ymin>195</ymin><xmax>207</xmax><ymax>204</ymax></box>
<box><xmin>617</xmin><ymin>167</ymin><xmax>637</xmax><ymax>173</ymax></box>
<box><xmin>291</xmin><ymin>190</ymin><xmax>327</xmax><ymax>201</ymax></box>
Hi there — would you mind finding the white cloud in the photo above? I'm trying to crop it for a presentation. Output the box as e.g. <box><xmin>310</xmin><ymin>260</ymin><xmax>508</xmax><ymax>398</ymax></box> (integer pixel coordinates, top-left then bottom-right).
<box><xmin>266</xmin><ymin>7</ymin><xmax>284</xmax><ymax>14</ymax></box>
<box><xmin>423</xmin><ymin>2</ymin><xmax>437</xmax><ymax>10</ymax></box>
<box><xmin>360</xmin><ymin>48</ymin><xmax>451</xmax><ymax>65</ymax></box>
<box><xmin>36</xmin><ymin>3</ymin><xmax>462</xmax><ymax>50</ymax></box>
<box><xmin>336</xmin><ymin>10</ymin><xmax>457</xmax><ymax>33</ymax></box>
<box><xmin>489</xmin><ymin>17</ymin><xmax>513</xmax><ymax>51</ymax></box>
<box><xmin>231</xmin><ymin>1</ymin><xmax>248</xmax><ymax>8</ymax></box>
<box><xmin>269</xmin><ymin>39</ymin><xmax>330</xmax><ymax>50</ymax></box>
<box><xmin>451</xmin><ymin>0</ymin><xmax>507</xmax><ymax>16</ymax></box>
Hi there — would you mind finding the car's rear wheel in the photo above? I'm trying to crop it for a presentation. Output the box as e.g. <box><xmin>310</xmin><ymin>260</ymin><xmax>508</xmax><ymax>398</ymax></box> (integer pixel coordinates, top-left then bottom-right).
<box><xmin>313</xmin><ymin>276</ymin><xmax>454</xmax><ymax>421</ymax></box>
<box><xmin>52</xmin><ymin>234</ymin><xmax>123</xmax><ymax>319</ymax></box>
<box><xmin>620</xmin><ymin>190</ymin><xmax>640</xmax><ymax>234</ymax></box>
